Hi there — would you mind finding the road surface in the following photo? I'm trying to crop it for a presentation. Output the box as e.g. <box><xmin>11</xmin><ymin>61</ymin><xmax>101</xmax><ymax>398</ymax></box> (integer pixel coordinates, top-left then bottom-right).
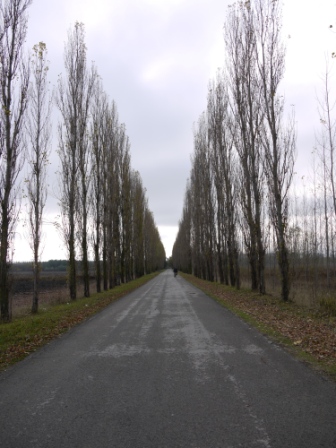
<box><xmin>1</xmin><ymin>270</ymin><xmax>336</xmax><ymax>447</ymax></box>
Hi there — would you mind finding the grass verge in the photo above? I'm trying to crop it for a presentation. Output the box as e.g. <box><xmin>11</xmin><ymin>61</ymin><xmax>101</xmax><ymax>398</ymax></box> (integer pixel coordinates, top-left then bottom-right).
<box><xmin>181</xmin><ymin>273</ymin><xmax>336</xmax><ymax>381</ymax></box>
<box><xmin>0</xmin><ymin>272</ymin><xmax>159</xmax><ymax>372</ymax></box>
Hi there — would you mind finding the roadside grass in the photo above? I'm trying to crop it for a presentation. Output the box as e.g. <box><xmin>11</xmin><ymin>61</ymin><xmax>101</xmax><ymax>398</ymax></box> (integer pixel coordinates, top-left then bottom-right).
<box><xmin>181</xmin><ymin>273</ymin><xmax>336</xmax><ymax>381</ymax></box>
<box><xmin>0</xmin><ymin>272</ymin><xmax>160</xmax><ymax>371</ymax></box>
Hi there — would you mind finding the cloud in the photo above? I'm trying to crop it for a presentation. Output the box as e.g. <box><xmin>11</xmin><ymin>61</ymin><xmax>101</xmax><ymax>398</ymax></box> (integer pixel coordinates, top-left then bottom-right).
<box><xmin>13</xmin><ymin>0</ymin><xmax>336</xmax><ymax>262</ymax></box>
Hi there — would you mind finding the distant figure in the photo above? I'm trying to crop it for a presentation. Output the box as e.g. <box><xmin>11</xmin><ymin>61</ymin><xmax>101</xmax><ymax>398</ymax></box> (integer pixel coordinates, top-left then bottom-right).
<box><xmin>173</xmin><ymin>268</ymin><xmax>178</xmax><ymax>277</ymax></box>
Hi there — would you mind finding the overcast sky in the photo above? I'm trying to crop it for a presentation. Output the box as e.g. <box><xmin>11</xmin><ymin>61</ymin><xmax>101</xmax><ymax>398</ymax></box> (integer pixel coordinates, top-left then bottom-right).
<box><xmin>13</xmin><ymin>0</ymin><xmax>336</xmax><ymax>261</ymax></box>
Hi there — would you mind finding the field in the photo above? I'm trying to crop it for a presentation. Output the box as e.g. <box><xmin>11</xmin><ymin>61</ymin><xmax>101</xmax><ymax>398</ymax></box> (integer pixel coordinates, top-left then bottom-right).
<box><xmin>10</xmin><ymin>262</ymin><xmax>336</xmax><ymax>318</ymax></box>
<box><xmin>9</xmin><ymin>271</ymin><xmax>96</xmax><ymax>318</ymax></box>
<box><xmin>237</xmin><ymin>262</ymin><xmax>336</xmax><ymax>316</ymax></box>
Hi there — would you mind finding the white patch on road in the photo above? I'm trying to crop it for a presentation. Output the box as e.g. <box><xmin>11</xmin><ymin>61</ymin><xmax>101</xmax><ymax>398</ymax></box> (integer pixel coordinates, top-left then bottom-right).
<box><xmin>227</xmin><ymin>374</ymin><xmax>272</xmax><ymax>448</ymax></box>
<box><xmin>98</xmin><ymin>343</ymin><xmax>150</xmax><ymax>358</ymax></box>
<box><xmin>243</xmin><ymin>344</ymin><xmax>264</xmax><ymax>355</ymax></box>
<box><xmin>138</xmin><ymin>291</ymin><xmax>161</xmax><ymax>339</ymax></box>
<box><xmin>32</xmin><ymin>388</ymin><xmax>60</xmax><ymax>415</ymax></box>
<box><xmin>110</xmin><ymin>287</ymin><xmax>152</xmax><ymax>328</ymax></box>
<box><xmin>160</xmin><ymin>288</ymin><xmax>234</xmax><ymax>383</ymax></box>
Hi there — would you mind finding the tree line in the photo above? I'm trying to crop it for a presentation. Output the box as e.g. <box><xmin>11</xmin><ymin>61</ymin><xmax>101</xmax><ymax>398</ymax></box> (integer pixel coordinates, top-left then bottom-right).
<box><xmin>173</xmin><ymin>0</ymin><xmax>336</xmax><ymax>308</ymax></box>
<box><xmin>0</xmin><ymin>1</ymin><xmax>165</xmax><ymax>322</ymax></box>
<box><xmin>12</xmin><ymin>260</ymin><xmax>69</xmax><ymax>273</ymax></box>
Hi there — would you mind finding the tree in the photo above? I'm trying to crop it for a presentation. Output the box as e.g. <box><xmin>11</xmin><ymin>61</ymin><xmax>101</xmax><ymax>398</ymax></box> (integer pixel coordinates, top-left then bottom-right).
<box><xmin>90</xmin><ymin>79</ymin><xmax>108</xmax><ymax>293</ymax></box>
<box><xmin>56</xmin><ymin>22</ymin><xmax>96</xmax><ymax>300</ymax></box>
<box><xmin>143</xmin><ymin>206</ymin><xmax>165</xmax><ymax>273</ymax></box>
<box><xmin>131</xmin><ymin>170</ymin><xmax>146</xmax><ymax>278</ymax></box>
<box><xmin>77</xmin><ymin>62</ymin><xmax>96</xmax><ymax>298</ymax></box>
<box><xmin>104</xmin><ymin>100</ymin><xmax>119</xmax><ymax>289</ymax></box>
<box><xmin>207</xmin><ymin>72</ymin><xmax>240</xmax><ymax>288</ymax></box>
<box><xmin>172</xmin><ymin>183</ymin><xmax>192</xmax><ymax>274</ymax></box>
<box><xmin>119</xmin><ymin>134</ymin><xmax>133</xmax><ymax>282</ymax></box>
<box><xmin>224</xmin><ymin>1</ymin><xmax>266</xmax><ymax>293</ymax></box>
<box><xmin>0</xmin><ymin>0</ymin><xmax>31</xmax><ymax>321</ymax></box>
<box><xmin>316</xmin><ymin>63</ymin><xmax>336</xmax><ymax>289</ymax></box>
<box><xmin>26</xmin><ymin>42</ymin><xmax>52</xmax><ymax>313</ymax></box>
<box><xmin>255</xmin><ymin>0</ymin><xmax>296</xmax><ymax>301</ymax></box>
<box><xmin>318</xmin><ymin>65</ymin><xmax>336</xmax><ymax>222</ymax></box>
<box><xmin>190</xmin><ymin>115</ymin><xmax>215</xmax><ymax>280</ymax></box>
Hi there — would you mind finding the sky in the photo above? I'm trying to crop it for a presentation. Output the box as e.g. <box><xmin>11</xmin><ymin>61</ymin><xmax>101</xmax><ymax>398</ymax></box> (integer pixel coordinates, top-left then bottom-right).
<box><xmin>13</xmin><ymin>0</ymin><xmax>336</xmax><ymax>261</ymax></box>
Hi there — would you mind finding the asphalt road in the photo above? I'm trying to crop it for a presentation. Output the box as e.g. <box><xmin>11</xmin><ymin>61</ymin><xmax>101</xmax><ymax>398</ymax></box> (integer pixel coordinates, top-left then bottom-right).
<box><xmin>1</xmin><ymin>270</ymin><xmax>336</xmax><ymax>448</ymax></box>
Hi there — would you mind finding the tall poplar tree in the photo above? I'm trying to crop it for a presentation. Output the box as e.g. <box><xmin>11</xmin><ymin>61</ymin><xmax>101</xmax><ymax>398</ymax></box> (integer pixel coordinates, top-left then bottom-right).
<box><xmin>0</xmin><ymin>0</ymin><xmax>31</xmax><ymax>321</ymax></box>
<box><xmin>26</xmin><ymin>42</ymin><xmax>52</xmax><ymax>313</ymax></box>
<box><xmin>256</xmin><ymin>0</ymin><xmax>296</xmax><ymax>301</ymax></box>
<box><xmin>56</xmin><ymin>22</ymin><xmax>96</xmax><ymax>300</ymax></box>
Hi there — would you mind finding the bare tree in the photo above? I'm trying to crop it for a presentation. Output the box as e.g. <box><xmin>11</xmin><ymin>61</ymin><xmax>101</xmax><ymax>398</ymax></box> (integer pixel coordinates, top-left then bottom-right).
<box><xmin>119</xmin><ymin>135</ymin><xmax>132</xmax><ymax>283</ymax></box>
<box><xmin>207</xmin><ymin>81</ymin><xmax>227</xmax><ymax>284</ymax></box>
<box><xmin>190</xmin><ymin>114</ymin><xmax>217</xmax><ymax>281</ymax></box>
<box><xmin>143</xmin><ymin>206</ymin><xmax>166</xmax><ymax>274</ymax></box>
<box><xmin>131</xmin><ymin>170</ymin><xmax>146</xmax><ymax>278</ymax></box>
<box><xmin>315</xmin><ymin>63</ymin><xmax>336</xmax><ymax>289</ymax></box>
<box><xmin>100</xmin><ymin>99</ymin><xmax>113</xmax><ymax>290</ymax></box>
<box><xmin>112</xmin><ymin>123</ymin><xmax>128</xmax><ymax>286</ymax></box>
<box><xmin>207</xmin><ymin>72</ymin><xmax>240</xmax><ymax>288</ymax></box>
<box><xmin>321</xmin><ymin>138</ymin><xmax>331</xmax><ymax>288</ymax></box>
<box><xmin>77</xmin><ymin>62</ymin><xmax>96</xmax><ymax>298</ymax></box>
<box><xmin>0</xmin><ymin>0</ymin><xmax>31</xmax><ymax>321</ymax></box>
<box><xmin>172</xmin><ymin>182</ymin><xmax>192</xmax><ymax>273</ymax></box>
<box><xmin>56</xmin><ymin>22</ymin><xmax>95</xmax><ymax>300</ymax></box>
<box><xmin>317</xmin><ymin>64</ymin><xmax>336</xmax><ymax>228</ymax></box>
<box><xmin>104</xmin><ymin>100</ymin><xmax>119</xmax><ymax>289</ymax></box>
<box><xmin>26</xmin><ymin>42</ymin><xmax>52</xmax><ymax>313</ymax></box>
<box><xmin>90</xmin><ymin>79</ymin><xmax>108</xmax><ymax>292</ymax></box>
<box><xmin>318</xmin><ymin>65</ymin><xmax>336</xmax><ymax>220</ymax></box>
<box><xmin>255</xmin><ymin>0</ymin><xmax>296</xmax><ymax>301</ymax></box>
<box><xmin>224</xmin><ymin>1</ymin><xmax>266</xmax><ymax>293</ymax></box>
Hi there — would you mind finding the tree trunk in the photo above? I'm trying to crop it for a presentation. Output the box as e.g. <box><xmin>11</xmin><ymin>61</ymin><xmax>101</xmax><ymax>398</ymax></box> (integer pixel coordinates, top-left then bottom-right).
<box><xmin>31</xmin><ymin>235</ymin><xmax>40</xmax><ymax>314</ymax></box>
<box><xmin>0</xmin><ymin>217</ymin><xmax>10</xmax><ymax>321</ymax></box>
<box><xmin>69</xmin><ymin>213</ymin><xmax>77</xmax><ymax>300</ymax></box>
<box><xmin>82</xmin><ymin>229</ymin><xmax>90</xmax><ymax>298</ymax></box>
<box><xmin>94</xmin><ymin>241</ymin><xmax>101</xmax><ymax>293</ymax></box>
<box><xmin>278</xmin><ymin>235</ymin><xmax>290</xmax><ymax>302</ymax></box>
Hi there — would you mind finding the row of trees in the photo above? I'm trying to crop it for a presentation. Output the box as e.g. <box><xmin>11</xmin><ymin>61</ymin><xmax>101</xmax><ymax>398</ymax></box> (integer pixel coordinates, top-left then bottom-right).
<box><xmin>0</xmin><ymin>1</ymin><xmax>165</xmax><ymax>322</ymax></box>
<box><xmin>173</xmin><ymin>0</ymin><xmax>296</xmax><ymax>301</ymax></box>
<box><xmin>174</xmin><ymin>0</ymin><xmax>336</xmax><ymax>307</ymax></box>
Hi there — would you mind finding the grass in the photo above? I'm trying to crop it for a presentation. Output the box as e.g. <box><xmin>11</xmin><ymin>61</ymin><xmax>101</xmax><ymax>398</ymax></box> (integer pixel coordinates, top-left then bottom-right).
<box><xmin>180</xmin><ymin>273</ymin><xmax>336</xmax><ymax>381</ymax></box>
<box><xmin>0</xmin><ymin>272</ymin><xmax>160</xmax><ymax>371</ymax></box>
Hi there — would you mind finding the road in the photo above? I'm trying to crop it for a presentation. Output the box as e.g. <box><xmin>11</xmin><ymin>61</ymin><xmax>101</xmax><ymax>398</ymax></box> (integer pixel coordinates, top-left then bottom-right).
<box><xmin>0</xmin><ymin>270</ymin><xmax>336</xmax><ymax>447</ymax></box>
